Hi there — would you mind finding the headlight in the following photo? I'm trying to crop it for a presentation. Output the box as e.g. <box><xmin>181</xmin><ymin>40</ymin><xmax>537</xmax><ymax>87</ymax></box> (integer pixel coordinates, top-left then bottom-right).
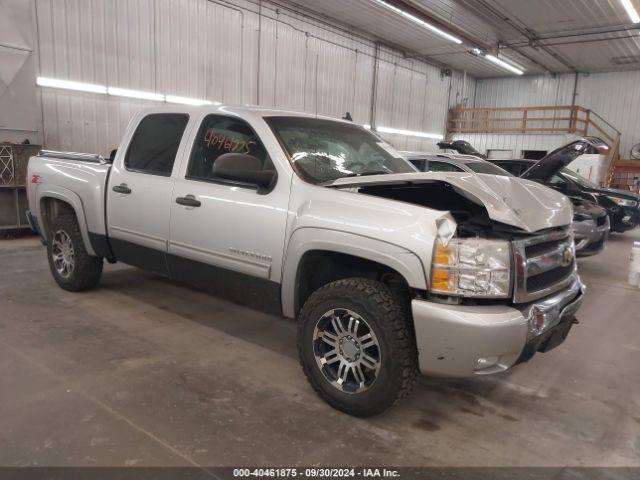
<box><xmin>430</xmin><ymin>238</ymin><xmax>512</xmax><ymax>298</ymax></box>
<box><xmin>607</xmin><ymin>196</ymin><xmax>638</xmax><ymax>207</ymax></box>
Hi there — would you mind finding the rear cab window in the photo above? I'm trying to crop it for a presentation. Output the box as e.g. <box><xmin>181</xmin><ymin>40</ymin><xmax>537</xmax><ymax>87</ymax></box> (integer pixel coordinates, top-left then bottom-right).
<box><xmin>125</xmin><ymin>113</ymin><xmax>189</xmax><ymax>176</ymax></box>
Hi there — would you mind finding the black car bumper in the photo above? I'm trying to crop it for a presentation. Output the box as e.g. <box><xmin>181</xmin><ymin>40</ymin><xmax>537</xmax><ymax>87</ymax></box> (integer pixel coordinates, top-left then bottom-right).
<box><xmin>608</xmin><ymin>205</ymin><xmax>640</xmax><ymax>232</ymax></box>
<box><xmin>516</xmin><ymin>314</ymin><xmax>577</xmax><ymax>364</ymax></box>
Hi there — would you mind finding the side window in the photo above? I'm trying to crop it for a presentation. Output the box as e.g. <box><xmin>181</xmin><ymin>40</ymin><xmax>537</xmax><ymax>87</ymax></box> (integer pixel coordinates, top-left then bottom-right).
<box><xmin>187</xmin><ymin>115</ymin><xmax>270</xmax><ymax>182</ymax></box>
<box><xmin>427</xmin><ymin>161</ymin><xmax>464</xmax><ymax>172</ymax></box>
<box><xmin>125</xmin><ymin>114</ymin><xmax>189</xmax><ymax>175</ymax></box>
<box><xmin>518</xmin><ymin>163</ymin><xmax>532</xmax><ymax>176</ymax></box>
<box><xmin>495</xmin><ymin>162</ymin><xmax>521</xmax><ymax>176</ymax></box>
<box><xmin>409</xmin><ymin>159</ymin><xmax>425</xmax><ymax>171</ymax></box>
<box><xmin>549</xmin><ymin>174</ymin><xmax>567</xmax><ymax>186</ymax></box>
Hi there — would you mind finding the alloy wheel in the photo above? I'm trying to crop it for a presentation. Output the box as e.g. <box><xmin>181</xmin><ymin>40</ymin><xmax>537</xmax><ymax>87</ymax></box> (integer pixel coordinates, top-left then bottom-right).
<box><xmin>312</xmin><ymin>308</ymin><xmax>381</xmax><ymax>394</ymax></box>
<box><xmin>51</xmin><ymin>230</ymin><xmax>75</xmax><ymax>279</ymax></box>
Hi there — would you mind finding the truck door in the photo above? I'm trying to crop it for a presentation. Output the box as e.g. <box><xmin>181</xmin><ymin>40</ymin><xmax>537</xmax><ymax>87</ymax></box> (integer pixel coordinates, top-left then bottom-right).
<box><xmin>107</xmin><ymin>113</ymin><xmax>190</xmax><ymax>274</ymax></box>
<box><xmin>168</xmin><ymin>114</ymin><xmax>289</xmax><ymax>311</ymax></box>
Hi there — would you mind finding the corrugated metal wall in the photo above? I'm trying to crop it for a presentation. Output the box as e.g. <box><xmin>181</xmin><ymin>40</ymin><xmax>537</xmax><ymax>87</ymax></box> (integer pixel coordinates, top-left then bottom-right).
<box><xmin>457</xmin><ymin>72</ymin><xmax>640</xmax><ymax>159</ymax></box>
<box><xmin>474</xmin><ymin>75</ymin><xmax>575</xmax><ymax>107</ymax></box>
<box><xmin>576</xmin><ymin>70</ymin><xmax>640</xmax><ymax>158</ymax></box>
<box><xmin>34</xmin><ymin>0</ymin><xmax>476</xmax><ymax>156</ymax></box>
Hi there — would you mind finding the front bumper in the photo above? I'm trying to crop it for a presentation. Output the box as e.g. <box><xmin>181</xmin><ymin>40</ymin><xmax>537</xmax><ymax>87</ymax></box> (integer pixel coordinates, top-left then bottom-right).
<box><xmin>412</xmin><ymin>276</ymin><xmax>585</xmax><ymax>377</ymax></box>
<box><xmin>610</xmin><ymin>206</ymin><xmax>640</xmax><ymax>232</ymax></box>
<box><xmin>573</xmin><ymin>218</ymin><xmax>609</xmax><ymax>257</ymax></box>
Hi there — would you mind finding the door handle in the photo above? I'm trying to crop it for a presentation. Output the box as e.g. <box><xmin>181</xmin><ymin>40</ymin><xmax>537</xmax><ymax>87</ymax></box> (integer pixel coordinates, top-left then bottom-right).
<box><xmin>112</xmin><ymin>183</ymin><xmax>132</xmax><ymax>194</ymax></box>
<box><xmin>176</xmin><ymin>194</ymin><xmax>201</xmax><ymax>208</ymax></box>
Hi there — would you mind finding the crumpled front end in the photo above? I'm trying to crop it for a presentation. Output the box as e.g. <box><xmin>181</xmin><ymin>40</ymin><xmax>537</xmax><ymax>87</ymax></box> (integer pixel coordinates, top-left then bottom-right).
<box><xmin>414</xmin><ymin>226</ymin><xmax>585</xmax><ymax>377</ymax></box>
<box><xmin>412</xmin><ymin>276</ymin><xmax>585</xmax><ymax>377</ymax></box>
<box><xmin>329</xmin><ymin>171</ymin><xmax>574</xmax><ymax>233</ymax></box>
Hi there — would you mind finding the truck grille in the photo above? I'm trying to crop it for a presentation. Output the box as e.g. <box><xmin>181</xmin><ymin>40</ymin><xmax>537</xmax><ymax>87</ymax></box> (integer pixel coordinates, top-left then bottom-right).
<box><xmin>526</xmin><ymin>263</ymin><xmax>575</xmax><ymax>292</ymax></box>
<box><xmin>513</xmin><ymin>229</ymin><xmax>577</xmax><ymax>303</ymax></box>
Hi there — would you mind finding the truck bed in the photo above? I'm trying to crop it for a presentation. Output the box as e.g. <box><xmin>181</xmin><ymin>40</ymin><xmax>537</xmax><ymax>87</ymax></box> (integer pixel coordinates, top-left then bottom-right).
<box><xmin>27</xmin><ymin>150</ymin><xmax>112</xmax><ymax>240</ymax></box>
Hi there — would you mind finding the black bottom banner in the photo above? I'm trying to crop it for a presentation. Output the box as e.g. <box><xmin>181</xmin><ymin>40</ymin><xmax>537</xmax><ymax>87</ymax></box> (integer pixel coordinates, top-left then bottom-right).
<box><xmin>0</xmin><ymin>468</ymin><xmax>637</xmax><ymax>480</ymax></box>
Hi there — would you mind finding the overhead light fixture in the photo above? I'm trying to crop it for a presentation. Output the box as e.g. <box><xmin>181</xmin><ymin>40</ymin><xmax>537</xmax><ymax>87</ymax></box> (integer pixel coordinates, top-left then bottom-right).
<box><xmin>371</xmin><ymin>0</ymin><xmax>462</xmax><ymax>44</ymax></box>
<box><xmin>107</xmin><ymin>86</ymin><xmax>165</xmax><ymax>102</ymax></box>
<box><xmin>621</xmin><ymin>0</ymin><xmax>640</xmax><ymax>23</ymax></box>
<box><xmin>485</xmin><ymin>54</ymin><xmax>524</xmax><ymax>75</ymax></box>
<box><xmin>165</xmin><ymin>95</ymin><xmax>214</xmax><ymax>106</ymax></box>
<box><xmin>36</xmin><ymin>76</ymin><xmax>107</xmax><ymax>94</ymax></box>
<box><xmin>376</xmin><ymin>125</ymin><xmax>444</xmax><ymax>140</ymax></box>
<box><xmin>38</xmin><ymin>77</ymin><xmax>222</xmax><ymax>106</ymax></box>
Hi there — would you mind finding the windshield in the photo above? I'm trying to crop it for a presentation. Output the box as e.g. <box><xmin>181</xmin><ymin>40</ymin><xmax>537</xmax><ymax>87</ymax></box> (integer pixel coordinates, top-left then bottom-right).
<box><xmin>561</xmin><ymin>167</ymin><xmax>598</xmax><ymax>188</ymax></box>
<box><xmin>465</xmin><ymin>162</ymin><xmax>512</xmax><ymax>176</ymax></box>
<box><xmin>265</xmin><ymin>117</ymin><xmax>416</xmax><ymax>184</ymax></box>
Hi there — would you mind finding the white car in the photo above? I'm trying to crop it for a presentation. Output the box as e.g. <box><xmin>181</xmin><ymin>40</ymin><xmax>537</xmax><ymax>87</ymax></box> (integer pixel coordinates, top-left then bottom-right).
<box><xmin>26</xmin><ymin>106</ymin><xmax>584</xmax><ymax>416</ymax></box>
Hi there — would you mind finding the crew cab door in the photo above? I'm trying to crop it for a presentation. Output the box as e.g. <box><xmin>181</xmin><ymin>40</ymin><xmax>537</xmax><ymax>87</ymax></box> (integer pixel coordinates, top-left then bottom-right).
<box><xmin>107</xmin><ymin>113</ymin><xmax>190</xmax><ymax>274</ymax></box>
<box><xmin>167</xmin><ymin>114</ymin><xmax>289</xmax><ymax>310</ymax></box>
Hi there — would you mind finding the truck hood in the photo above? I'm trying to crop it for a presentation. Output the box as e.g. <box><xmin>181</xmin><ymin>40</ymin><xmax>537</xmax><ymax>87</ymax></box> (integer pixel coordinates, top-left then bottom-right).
<box><xmin>326</xmin><ymin>172</ymin><xmax>573</xmax><ymax>233</ymax></box>
<box><xmin>521</xmin><ymin>137</ymin><xmax>609</xmax><ymax>181</ymax></box>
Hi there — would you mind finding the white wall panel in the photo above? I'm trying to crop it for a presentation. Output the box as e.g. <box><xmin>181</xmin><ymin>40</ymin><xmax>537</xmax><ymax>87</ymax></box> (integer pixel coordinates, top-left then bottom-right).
<box><xmin>0</xmin><ymin>0</ymin><xmax>40</xmax><ymax>143</ymax></box>
<box><xmin>31</xmin><ymin>0</ymin><xmax>474</xmax><ymax>156</ymax></box>
<box><xmin>464</xmin><ymin>71</ymin><xmax>640</xmax><ymax>159</ymax></box>
<box><xmin>576</xmin><ymin>71</ymin><xmax>640</xmax><ymax>158</ymax></box>
<box><xmin>448</xmin><ymin>70</ymin><xmax>474</xmax><ymax>109</ymax></box>
<box><xmin>475</xmin><ymin>75</ymin><xmax>574</xmax><ymax>108</ymax></box>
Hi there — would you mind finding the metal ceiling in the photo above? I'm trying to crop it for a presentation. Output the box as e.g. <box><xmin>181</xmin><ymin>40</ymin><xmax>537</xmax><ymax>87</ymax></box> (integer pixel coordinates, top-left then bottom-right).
<box><xmin>286</xmin><ymin>0</ymin><xmax>640</xmax><ymax>77</ymax></box>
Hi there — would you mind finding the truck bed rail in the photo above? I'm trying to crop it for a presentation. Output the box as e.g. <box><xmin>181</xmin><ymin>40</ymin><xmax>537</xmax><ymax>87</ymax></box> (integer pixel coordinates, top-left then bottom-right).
<box><xmin>38</xmin><ymin>149</ymin><xmax>106</xmax><ymax>164</ymax></box>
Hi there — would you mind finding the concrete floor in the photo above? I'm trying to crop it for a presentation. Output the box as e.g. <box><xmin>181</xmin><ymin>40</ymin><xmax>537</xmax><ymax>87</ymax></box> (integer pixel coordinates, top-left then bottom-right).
<box><xmin>0</xmin><ymin>231</ymin><xmax>639</xmax><ymax>467</ymax></box>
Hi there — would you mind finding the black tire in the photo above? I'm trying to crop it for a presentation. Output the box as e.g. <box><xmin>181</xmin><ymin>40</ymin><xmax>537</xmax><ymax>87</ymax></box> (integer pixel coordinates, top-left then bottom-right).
<box><xmin>298</xmin><ymin>278</ymin><xmax>418</xmax><ymax>417</ymax></box>
<box><xmin>47</xmin><ymin>214</ymin><xmax>103</xmax><ymax>292</ymax></box>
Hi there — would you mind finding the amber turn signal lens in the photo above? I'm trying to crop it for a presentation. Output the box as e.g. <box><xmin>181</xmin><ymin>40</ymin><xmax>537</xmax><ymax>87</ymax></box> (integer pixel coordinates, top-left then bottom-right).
<box><xmin>432</xmin><ymin>269</ymin><xmax>450</xmax><ymax>290</ymax></box>
<box><xmin>433</xmin><ymin>242</ymin><xmax>451</xmax><ymax>265</ymax></box>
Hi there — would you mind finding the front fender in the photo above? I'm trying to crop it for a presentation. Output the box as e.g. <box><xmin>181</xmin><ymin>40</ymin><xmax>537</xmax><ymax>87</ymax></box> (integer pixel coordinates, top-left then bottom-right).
<box><xmin>281</xmin><ymin>227</ymin><xmax>428</xmax><ymax>318</ymax></box>
<box><xmin>37</xmin><ymin>187</ymin><xmax>97</xmax><ymax>257</ymax></box>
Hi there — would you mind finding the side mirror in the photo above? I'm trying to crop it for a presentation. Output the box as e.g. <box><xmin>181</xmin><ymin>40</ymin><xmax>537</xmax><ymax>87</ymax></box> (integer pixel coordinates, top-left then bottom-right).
<box><xmin>212</xmin><ymin>153</ymin><xmax>276</xmax><ymax>190</ymax></box>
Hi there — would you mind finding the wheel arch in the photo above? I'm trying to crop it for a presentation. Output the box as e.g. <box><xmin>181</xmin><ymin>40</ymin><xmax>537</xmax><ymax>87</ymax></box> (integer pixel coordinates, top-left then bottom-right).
<box><xmin>38</xmin><ymin>188</ymin><xmax>97</xmax><ymax>257</ymax></box>
<box><xmin>281</xmin><ymin>228</ymin><xmax>428</xmax><ymax>318</ymax></box>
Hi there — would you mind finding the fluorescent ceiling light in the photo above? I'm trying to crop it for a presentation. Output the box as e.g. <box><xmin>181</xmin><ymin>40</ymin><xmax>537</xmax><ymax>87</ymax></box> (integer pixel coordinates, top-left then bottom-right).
<box><xmin>165</xmin><ymin>95</ymin><xmax>215</xmax><ymax>106</ymax></box>
<box><xmin>38</xmin><ymin>76</ymin><xmax>223</xmax><ymax>106</ymax></box>
<box><xmin>621</xmin><ymin>0</ymin><xmax>640</xmax><ymax>23</ymax></box>
<box><xmin>107</xmin><ymin>87</ymin><xmax>165</xmax><ymax>102</ymax></box>
<box><xmin>371</xmin><ymin>0</ymin><xmax>462</xmax><ymax>44</ymax></box>
<box><xmin>36</xmin><ymin>76</ymin><xmax>107</xmax><ymax>94</ymax></box>
<box><xmin>485</xmin><ymin>54</ymin><xmax>524</xmax><ymax>75</ymax></box>
<box><xmin>376</xmin><ymin>126</ymin><xmax>443</xmax><ymax>140</ymax></box>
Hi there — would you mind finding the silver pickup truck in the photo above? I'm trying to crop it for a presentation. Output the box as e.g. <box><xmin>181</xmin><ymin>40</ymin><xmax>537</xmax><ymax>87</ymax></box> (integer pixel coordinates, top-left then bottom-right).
<box><xmin>26</xmin><ymin>106</ymin><xmax>585</xmax><ymax>416</ymax></box>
